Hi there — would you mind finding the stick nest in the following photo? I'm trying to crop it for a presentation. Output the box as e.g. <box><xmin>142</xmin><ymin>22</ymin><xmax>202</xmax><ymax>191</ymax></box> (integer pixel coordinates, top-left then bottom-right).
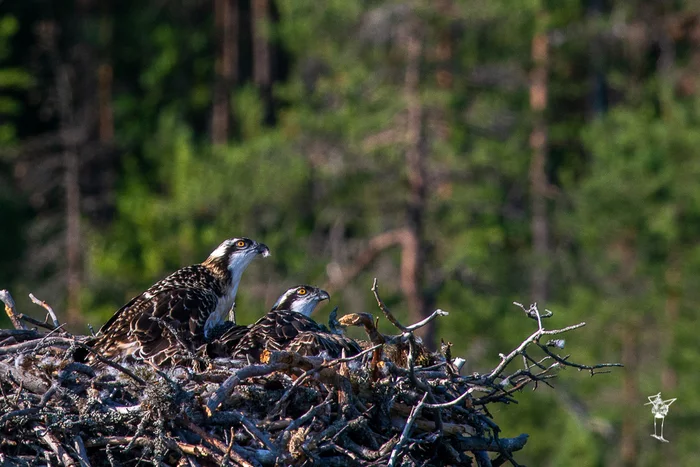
<box><xmin>0</xmin><ymin>285</ymin><xmax>620</xmax><ymax>467</ymax></box>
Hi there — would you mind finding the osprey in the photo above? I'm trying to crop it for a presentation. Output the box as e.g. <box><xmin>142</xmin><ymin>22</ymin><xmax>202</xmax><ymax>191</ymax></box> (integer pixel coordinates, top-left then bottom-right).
<box><xmin>79</xmin><ymin>237</ymin><xmax>270</xmax><ymax>365</ymax></box>
<box><xmin>231</xmin><ymin>285</ymin><xmax>361</xmax><ymax>360</ymax></box>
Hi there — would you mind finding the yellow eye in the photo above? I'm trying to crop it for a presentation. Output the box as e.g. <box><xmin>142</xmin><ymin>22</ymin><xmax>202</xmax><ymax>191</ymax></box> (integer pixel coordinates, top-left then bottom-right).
<box><xmin>298</xmin><ymin>288</ymin><xmax>307</xmax><ymax>296</ymax></box>
<box><xmin>236</xmin><ymin>240</ymin><xmax>246</xmax><ymax>247</ymax></box>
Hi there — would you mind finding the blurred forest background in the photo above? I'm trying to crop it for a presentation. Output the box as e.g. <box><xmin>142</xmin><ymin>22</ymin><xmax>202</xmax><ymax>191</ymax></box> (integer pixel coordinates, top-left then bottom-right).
<box><xmin>1</xmin><ymin>0</ymin><xmax>699</xmax><ymax>465</ymax></box>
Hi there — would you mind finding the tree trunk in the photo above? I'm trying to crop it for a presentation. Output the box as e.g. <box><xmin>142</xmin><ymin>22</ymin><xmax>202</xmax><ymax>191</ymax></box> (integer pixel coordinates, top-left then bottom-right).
<box><xmin>662</xmin><ymin>263</ymin><xmax>679</xmax><ymax>391</ymax></box>
<box><xmin>212</xmin><ymin>0</ymin><xmax>238</xmax><ymax>144</ymax></box>
<box><xmin>57</xmin><ymin>62</ymin><xmax>82</xmax><ymax>325</ymax></box>
<box><xmin>98</xmin><ymin>2</ymin><xmax>113</xmax><ymax>142</ymax></box>
<box><xmin>252</xmin><ymin>0</ymin><xmax>270</xmax><ymax>87</ymax></box>
<box><xmin>529</xmin><ymin>16</ymin><xmax>549</xmax><ymax>303</ymax></box>
<box><xmin>620</xmin><ymin>323</ymin><xmax>639</xmax><ymax>467</ymax></box>
<box><xmin>252</xmin><ymin>0</ymin><xmax>273</xmax><ymax>123</ymax></box>
<box><xmin>403</xmin><ymin>27</ymin><xmax>431</xmax><ymax>345</ymax></box>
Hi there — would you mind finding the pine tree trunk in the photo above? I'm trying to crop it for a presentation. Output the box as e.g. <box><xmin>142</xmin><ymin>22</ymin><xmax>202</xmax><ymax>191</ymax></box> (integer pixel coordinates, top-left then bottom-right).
<box><xmin>252</xmin><ymin>0</ymin><xmax>270</xmax><ymax>87</ymax></box>
<box><xmin>252</xmin><ymin>0</ymin><xmax>273</xmax><ymax>123</ymax></box>
<box><xmin>403</xmin><ymin>26</ymin><xmax>430</xmax><ymax>345</ymax></box>
<box><xmin>98</xmin><ymin>3</ymin><xmax>114</xmax><ymax>142</ymax></box>
<box><xmin>620</xmin><ymin>324</ymin><xmax>639</xmax><ymax>467</ymax></box>
<box><xmin>212</xmin><ymin>0</ymin><xmax>238</xmax><ymax>144</ymax></box>
<box><xmin>529</xmin><ymin>16</ymin><xmax>549</xmax><ymax>303</ymax></box>
<box><xmin>57</xmin><ymin>63</ymin><xmax>82</xmax><ymax>325</ymax></box>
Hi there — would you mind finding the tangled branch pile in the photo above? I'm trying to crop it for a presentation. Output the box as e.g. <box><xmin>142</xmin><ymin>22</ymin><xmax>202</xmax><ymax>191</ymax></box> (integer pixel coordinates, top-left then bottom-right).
<box><xmin>0</xmin><ymin>284</ymin><xmax>620</xmax><ymax>466</ymax></box>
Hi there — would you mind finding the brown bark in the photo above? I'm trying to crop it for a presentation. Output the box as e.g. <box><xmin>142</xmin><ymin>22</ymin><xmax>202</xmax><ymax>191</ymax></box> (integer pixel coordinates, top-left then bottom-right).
<box><xmin>98</xmin><ymin>4</ymin><xmax>113</xmax><ymax>142</ymax></box>
<box><xmin>57</xmin><ymin>64</ymin><xmax>82</xmax><ymax>325</ymax></box>
<box><xmin>212</xmin><ymin>0</ymin><xmax>238</xmax><ymax>144</ymax></box>
<box><xmin>252</xmin><ymin>0</ymin><xmax>271</xmax><ymax>87</ymax></box>
<box><xmin>403</xmin><ymin>28</ymin><xmax>431</xmax><ymax>344</ymax></box>
<box><xmin>619</xmin><ymin>324</ymin><xmax>639</xmax><ymax>467</ymax></box>
<box><xmin>662</xmin><ymin>264</ymin><xmax>679</xmax><ymax>392</ymax></box>
<box><xmin>98</xmin><ymin>64</ymin><xmax>113</xmax><ymax>142</ymax></box>
<box><xmin>529</xmin><ymin>21</ymin><xmax>549</xmax><ymax>303</ymax></box>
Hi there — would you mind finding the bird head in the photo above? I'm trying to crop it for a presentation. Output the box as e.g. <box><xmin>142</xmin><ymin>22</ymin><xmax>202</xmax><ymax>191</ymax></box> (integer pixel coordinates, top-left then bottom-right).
<box><xmin>271</xmin><ymin>285</ymin><xmax>330</xmax><ymax>317</ymax></box>
<box><xmin>204</xmin><ymin>237</ymin><xmax>270</xmax><ymax>278</ymax></box>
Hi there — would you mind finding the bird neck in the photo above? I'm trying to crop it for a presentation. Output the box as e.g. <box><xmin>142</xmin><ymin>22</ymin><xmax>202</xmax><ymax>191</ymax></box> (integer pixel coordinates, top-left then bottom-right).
<box><xmin>291</xmin><ymin>301</ymin><xmax>317</xmax><ymax>317</ymax></box>
<box><xmin>202</xmin><ymin>257</ymin><xmax>231</xmax><ymax>284</ymax></box>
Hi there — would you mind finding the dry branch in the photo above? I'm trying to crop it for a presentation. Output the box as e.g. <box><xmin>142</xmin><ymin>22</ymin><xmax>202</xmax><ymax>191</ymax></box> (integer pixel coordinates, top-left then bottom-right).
<box><xmin>1</xmin><ymin>290</ymin><xmax>26</xmax><ymax>330</ymax></box>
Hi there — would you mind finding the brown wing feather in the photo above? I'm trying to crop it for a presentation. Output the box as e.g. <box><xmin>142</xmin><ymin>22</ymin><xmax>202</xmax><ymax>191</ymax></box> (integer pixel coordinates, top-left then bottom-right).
<box><xmin>232</xmin><ymin>310</ymin><xmax>360</xmax><ymax>360</ymax></box>
<box><xmin>88</xmin><ymin>288</ymin><xmax>218</xmax><ymax>364</ymax></box>
<box><xmin>233</xmin><ymin>310</ymin><xmax>325</xmax><ymax>359</ymax></box>
<box><xmin>201</xmin><ymin>323</ymin><xmax>251</xmax><ymax>358</ymax></box>
<box><xmin>288</xmin><ymin>331</ymin><xmax>362</xmax><ymax>358</ymax></box>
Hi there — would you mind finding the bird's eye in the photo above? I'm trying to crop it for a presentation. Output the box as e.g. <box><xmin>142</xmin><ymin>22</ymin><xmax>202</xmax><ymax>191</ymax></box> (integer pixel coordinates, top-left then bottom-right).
<box><xmin>236</xmin><ymin>240</ymin><xmax>246</xmax><ymax>248</ymax></box>
<box><xmin>298</xmin><ymin>288</ymin><xmax>307</xmax><ymax>296</ymax></box>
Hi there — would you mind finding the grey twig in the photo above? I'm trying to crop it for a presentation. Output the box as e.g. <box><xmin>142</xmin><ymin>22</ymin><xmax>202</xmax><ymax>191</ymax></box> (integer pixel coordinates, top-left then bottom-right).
<box><xmin>206</xmin><ymin>363</ymin><xmax>288</xmax><ymax>415</ymax></box>
<box><xmin>388</xmin><ymin>392</ymin><xmax>428</xmax><ymax>467</ymax></box>
<box><xmin>73</xmin><ymin>435</ymin><xmax>92</xmax><ymax>467</ymax></box>
<box><xmin>29</xmin><ymin>293</ymin><xmax>61</xmax><ymax>329</ymax></box>
<box><xmin>371</xmin><ymin>278</ymin><xmax>408</xmax><ymax>332</ymax></box>
<box><xmin>405</xmin><ymin>308</ymin><xmax>449</xmax><ymax>331</ymax></box>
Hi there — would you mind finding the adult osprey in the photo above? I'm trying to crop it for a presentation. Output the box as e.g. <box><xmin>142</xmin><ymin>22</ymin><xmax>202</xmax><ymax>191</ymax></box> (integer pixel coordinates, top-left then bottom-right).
<box><xmin>79</xmin><ymin>237</ymin><xmax>270</xmax><ymax>365</ymax></box>
<box><xmin>231</xmin><ymin>285</ymin><xmax>361</xmax><ymax>360</ymax></box>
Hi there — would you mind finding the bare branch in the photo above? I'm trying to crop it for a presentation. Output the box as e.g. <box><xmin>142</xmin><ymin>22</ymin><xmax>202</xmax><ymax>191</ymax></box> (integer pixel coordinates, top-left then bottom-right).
<box><xmin>404</xmin><ymin>308</ymin><xmax>448</xmax><ymax>332</ymax></box>
<box><xmin>371</xmin><ymin>278</ymin><xmax>408</xmax><ymax>332</ymax></box>
<box><xmin>29</xmin><ymin>293</ymin><xmax>61</xmax><ymax>329</ymax></box>
<box><xmin>1</xmin><ymin>290</ymin><xmax>26</xmax><ymax>330</ymax></box>
<box><xmin>388</xmin><ymin>392</ymin><xmax>427</xmax><ymax>467</ymax></box>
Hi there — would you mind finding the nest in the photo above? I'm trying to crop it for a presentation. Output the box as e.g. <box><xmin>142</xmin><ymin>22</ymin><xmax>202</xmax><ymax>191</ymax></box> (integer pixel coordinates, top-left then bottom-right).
<box><xmin>0</xmin><ymin>285</ymin><xmax>620</xmax><ymax>466</ymax></box>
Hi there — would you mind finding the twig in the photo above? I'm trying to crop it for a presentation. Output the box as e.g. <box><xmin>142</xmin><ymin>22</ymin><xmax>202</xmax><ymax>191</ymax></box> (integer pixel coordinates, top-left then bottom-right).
<box><xmin>33</xmin><ymin>424</ymin><xmax>77</xmax><ymax>466</ymax></box>
<box><xmin>265</xmin><ymin>344</ymin><xmax>381</xmax><ymax>419</ymax></box>
<box><xmin>453</xmin><ymin>433</ymin><xmax>530</xmax><ymax>453</ymax></box>
<box><xmin>279</xmin><ymin>391</ymin><xmax>333</xmax><ymax>452</ymax></box>
<box><xmin>0</xmin><ymin>336</ymin><xmax>75</xmax><ymax>355</ymax></box>
<box><xmin>536</xmin><ymin>343</ymin><xmax>623</xmax><ymax>375</ymax></box>
<box><xmin>19</xmin><ymin>313</ymin><xmax>58</xmax><ymax>331</ymax></box>
<box><xmin>183</xmin><ymin>419</ymin><xmax>255</xmax><ymax>467</ymax></box>
<box><xmin>85</xmin><ymin>436</ymin><xmax>224</xmax><ymax>463</ymax></box>
<box><xmin>206</xmin><ymin>363</ymin><xmax>288</xmax><ymax>415</ymax></box>
<box><xmin>1</xmin><ymin>290</ymin><xmax>26</xmax><ymax>330</ymax></box>
<box><xmin>321</xmin><ymin>343</ymin><xmax>382</xmax><ymax>369</ymax></box>
<box><xmin>424</xmin><ymin>388</ymin><xmax>475</xmax><ymax>409</ymax></box>
<box><xmin>29</xmin><ymin>293</ymin><xmax>61</xmax><ymax>329</ymax></box>
<box><xmin>222</xmin><ymin>409</ymin><xmax>276</xmax><ymax>452</ymax></box>
<box><xmin>371</xmin><ymin>278</ymin><xmax>408</xmax><ymax>332</ymax></box>
<box><xmin>0</xmin><ymin>408</ymin><xmax>40</xmax><ymax>425</ymax></box>
<box><xmin>404</xmin><ymin>308</ymin><xmax>449</xmax><ymax>332</ymax></box>
<box><xmin>388</xmin><ymin>392</ymin><xmax>427</xmax><ymax>467</ymax></box>
<box><xmin>73</xmin><ymin>436</ymin><xmax>92</xmax><ymax>467</ymax></box>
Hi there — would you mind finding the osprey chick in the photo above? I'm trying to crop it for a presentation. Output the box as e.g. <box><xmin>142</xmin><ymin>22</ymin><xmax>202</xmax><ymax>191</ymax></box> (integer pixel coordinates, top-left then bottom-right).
<box><xmin>232</xmin><ymin>285</ymin><xmax>361</xmax><ymax>360</ymax></box>
<box><xmin>80</xmin><ymin>237</ymin><xmax>270</xmax><ymax>365</ymax></box>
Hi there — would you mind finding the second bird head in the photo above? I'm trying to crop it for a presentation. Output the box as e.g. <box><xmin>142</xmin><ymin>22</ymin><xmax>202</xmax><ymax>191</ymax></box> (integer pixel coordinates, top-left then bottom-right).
<box><xmin>272</xmin><ymin>285</ymin><xmax>330</xmax><ymax>317</ymax></box>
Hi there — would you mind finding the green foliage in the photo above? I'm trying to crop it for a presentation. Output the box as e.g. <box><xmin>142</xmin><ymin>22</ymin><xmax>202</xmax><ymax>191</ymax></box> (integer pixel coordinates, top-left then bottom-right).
<box><xmin>0</xmin><ymin>15</ymin><xmax>32</xmax><ymax>146</ymax></box>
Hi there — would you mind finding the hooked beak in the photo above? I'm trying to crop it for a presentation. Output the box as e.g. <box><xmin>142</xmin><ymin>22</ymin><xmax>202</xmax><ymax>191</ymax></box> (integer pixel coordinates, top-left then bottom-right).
<box><xmin>317</xmin><ymin>289</ymin><xmax>330</xmax><ymax>302</ymax></box>
<box><xmin>256</xmin><ymin>243</ymin><xmax>271</xmax><ymax>258</ymax></box>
